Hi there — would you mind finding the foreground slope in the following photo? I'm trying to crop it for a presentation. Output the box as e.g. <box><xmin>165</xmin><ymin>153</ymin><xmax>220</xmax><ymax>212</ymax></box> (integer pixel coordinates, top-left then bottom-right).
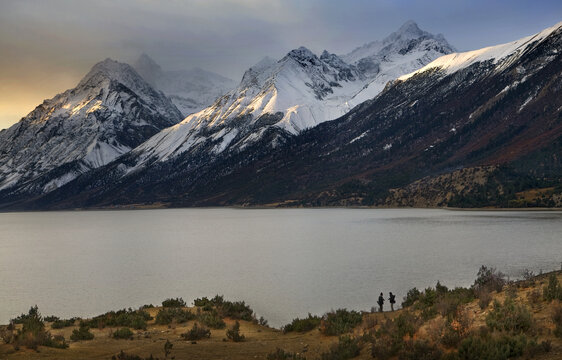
<box><xmin>2</xmin><ymin>271</ymin><xmax>562</xmax><ymax>359</ymax></box>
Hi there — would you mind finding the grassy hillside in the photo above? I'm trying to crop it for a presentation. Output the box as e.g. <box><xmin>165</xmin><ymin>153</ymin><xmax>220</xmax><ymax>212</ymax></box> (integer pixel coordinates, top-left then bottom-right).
<box><xmin>1</xmin><ymin>270</ymin><xmax>562</xmax><ymax>359</ymax></box>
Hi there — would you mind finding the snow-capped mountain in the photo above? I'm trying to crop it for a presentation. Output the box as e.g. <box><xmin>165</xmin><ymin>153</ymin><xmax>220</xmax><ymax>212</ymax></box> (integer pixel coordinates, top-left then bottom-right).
<box><xmin>134</xmin><ymin>54</ymin><xmax>236</xmax><ymax>116</ymax></box>
<box><xmin>0</xmin><ymin>58</ymin><xmax>182</xmax><ymax>193</ymax></box>
<box><xmin>125</xmin><ymin>21</ymin><xmax>454</xmax><ymax>168</ymax></box>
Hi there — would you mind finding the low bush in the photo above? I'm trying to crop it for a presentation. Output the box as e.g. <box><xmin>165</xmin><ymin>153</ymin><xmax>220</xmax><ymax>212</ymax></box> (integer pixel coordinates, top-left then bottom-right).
<box><xmin>552</xmin><ymin>304</ymin><xmax>562</xmax><ymax>338</ymax></box>
<box><xmin>320</xmin><ymin>309</ymin><xmax>362</xmax><ymax>336</ymax></box>
<box><xmin>111</xmin><ymin>350</ymin><xmax>159</xmax><ymax>360</ymax></box>
<box><xmin>161</xmin><ymin>298</ymin><xmax>186</xmax><ymax>308</ymax></box>
<box><xmin>112</xmin><ymin>327</ymin><xmax>134</xmax><ymax>339</ymax></box>
<box><xmin>81</xmin><ymin>308</ymin><xmax>151</xmax><ymax>330</ymax></box>
<box><xmin>51</xmin><ymin>318</ymin><xmax>77</xmax><ymax>329</ymax></box>
<box><xmin>267</xmin><ymin>348</ymin><xmax>307</xmax><ymax>360</ymax></box>
<box><xmin>197</xmin><ymin>309</ymin><xmax>226</xmax><ymax>329</ymax></box>
<box><xmin>477</xmin><ymin>290</ymin><xmax>492</xmax><ymax>310</ymax></box>
<box><xmin>543</xmin><ymin>273</ymin><xmax>562</xmax><ymax>301</ymax></box>
<box><xmin>485</xmin><ymin>298</ymin><xmax>533</xmax><ymax>333</ymax></box>
<box><xmin>283</xmin><ymin>314</ymin><xmax>321</xmax><ymax>333</ymax></box>
<box><xmin>11</xmin><ymin>306</ymin><xmax>68</xmax><ymax>350</ymax></box>
<box><xmin>43</xmin><ymin>316</ymin><xmax>59</xmax><ymax>322</ymax></box>
<box><xmin>70</xmin><ymin>325</ymin><xmax>94</xmax><ymax>341</ymax></box>
<box><xmin>155</xmin><ymin>308</ymin><xmax>195</xmax><ymax>325</ymax></box>
<box><xmin>402</xmin><ymin>288</ymin><xmax>421</xmax><ymax>308</ymax></box>
<box><xmin>398</xmin><ymin>339</ymin><xmax>442</xmax><ymax>360</ymax></box>
<box><xmin>457</xmin><ymin>334</ymin><xmax>528</xmax><ymax>360</ymax></box>
<box><xmin>181</xmin><ymin>323</ymin><xmax>210</xmax><ymax>341</ymax></box>
<box><xmin>226</xmin><ymin>321</ymin><xmax>245</xmax><ymax>342</ymax></box>
<box><xmin>473</xmin><ymin>265</ymin><xmax>506</xmax><ymax>293</ymax></box>
<box><xmin>320</xmin><ymin>335</ymin><xmax>360</xmax><ymax>360</ymax></box>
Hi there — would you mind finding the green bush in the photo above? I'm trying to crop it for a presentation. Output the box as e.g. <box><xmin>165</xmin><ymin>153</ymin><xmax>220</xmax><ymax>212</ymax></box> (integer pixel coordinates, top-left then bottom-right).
<box><xmin>11</xmin><ymin>306</ymin><xmax>69</xmax><ymax>350</ymax></box>
<box><xmin>320</xmin><ymin>309</ymin><xmax>362</xmax><ymax>336</ymax></box>
<box><xmin>226</xmin><ymin>321</ymin><xmax>245</xmax><ymax>342</ymax></box>
<box><xmin>162</xmin><ymin>298</ymin><xmax>186</xmax><ymax>308</ymax></box>
<box><xmin>283</xmin><ymin>314</ymin><xmax>321</xmax><ymax>333</ymax></box>
<box><xmin>402</xmin><ymin>288</ymin><xmax>421</xmax><ymax>308</ymax></box>
<box><xmin>320</xmin><ymin>335</ymin><xmax>360</xmax><ymax>360</ymax></box>
<box><xmin>267</xmin><ymin>348</ymin><xmax>307</xmax><ymax>360</ymax></box>
<box><xmin>457</xmin><ymin>334</ymin><xmax>528</xmax><ymax>360</ymax></box>
<box><xmin>112</xmin><ymin>327</ymin><xmax>134</xmax><ymax>339</ymax></box>
<box><xmin>485</xmin><ymin>298</ymin><xmax>533</xmax><ymax>333</ymax></box>
<box><xmin>543</xmin><ymin>273</ymin><xmax>562</xmax><ymax>301</ymax></box>
<box><xmin>181</xmin><ymin>323</ymin><xmax>210</xmax><ymax>341</ymax></box>
<box><xmin>81</xmin><ymin>308</ymin><xmax>151</xmax><ymax>330</ymax></box>
<box><xmin>51</xmin><ymin>318</ymin><xmax>77</xmax><ymax>329</ymax></box>
<box><xmin>398</xmin><ymin>340</ymin><xmax>442</xmax><ymax>360</ymax></box>
<box><xmin>197</xmin><ymin>309</ymin><xmax>226</xmax><ymax>329</ymax></box>
<box><xmin>155</xmin><ymin>308</ymin><xmax>195</xmax><ymax>325</ymax></box>
<box><xmin>552</xmin><ymin>304</ymin><xmax>562</xmax><ymax>338</ymax></box>
<box><xmin>70</xmin><ymin>325</ymin><xmax>94</xmax><ymax>341</ymax></box>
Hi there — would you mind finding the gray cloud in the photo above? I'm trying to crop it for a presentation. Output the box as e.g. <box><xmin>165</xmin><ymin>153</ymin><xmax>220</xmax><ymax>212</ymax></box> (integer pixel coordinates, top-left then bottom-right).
<box><xmin>1</xmin><ymin>0</ymin><xmax>561</xmax><ymax>129</ymax></box>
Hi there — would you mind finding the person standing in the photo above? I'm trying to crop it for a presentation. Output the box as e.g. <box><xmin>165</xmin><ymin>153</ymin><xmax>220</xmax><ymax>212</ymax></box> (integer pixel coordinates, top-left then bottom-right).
<box><xmin>389</xmin><ymin>292</ymin><xmax>396</xmax><ymax>311</ymax></box>
<box><xmin>377</xmin><ymin>292</ymin><xmax>384</xmax><ymax>312</ymax></box>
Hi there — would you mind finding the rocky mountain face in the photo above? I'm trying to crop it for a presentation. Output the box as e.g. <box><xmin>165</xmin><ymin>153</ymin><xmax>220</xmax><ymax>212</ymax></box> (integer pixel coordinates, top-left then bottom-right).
<box><xmin>133</xmin><ymin>54</ymin><xmax>236</xmax><ymax>116</ymax></box>
<box><xmin>2</xmin><ymin>21</ymin><xmax>561</xmax><ymax>210</ymax></box>
<box><xmin>0</xmin><ymin>59</ymin><xmax>182</xmax><ymax>199</ymax></box>
<box><xmin>97</xmin><ymin>21</ymin><xmax>453</xmax><ymax>176</ymax></box>
<box><xmin>27</xmin><ymin>21</ymin><xmax>561</xmax><ymax>210</ymax></box>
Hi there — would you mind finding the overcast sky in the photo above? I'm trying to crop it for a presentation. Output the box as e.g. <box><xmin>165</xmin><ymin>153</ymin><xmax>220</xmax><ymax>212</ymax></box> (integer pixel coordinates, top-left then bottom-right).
<box><xmin>1</xmin><ymin>0</ymin><xmax>561</xmax><ymax>129</ymax></box>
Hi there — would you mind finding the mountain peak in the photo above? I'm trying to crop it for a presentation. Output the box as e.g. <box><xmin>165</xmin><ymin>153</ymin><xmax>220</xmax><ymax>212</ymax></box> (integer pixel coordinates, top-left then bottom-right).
<box><xmin>397</xmin><ymin>20</ymin><xmax>422</xmax><ymax>35</ymax></box>
<box><xmin>134</xmin><ymin>53</ymin><xmax>162</xmax><ymax>86</ymax></box>
<box><xmin>285</xmin><ymin>47</ymin><xmax>320</xmax><ymax>66</ymax></box>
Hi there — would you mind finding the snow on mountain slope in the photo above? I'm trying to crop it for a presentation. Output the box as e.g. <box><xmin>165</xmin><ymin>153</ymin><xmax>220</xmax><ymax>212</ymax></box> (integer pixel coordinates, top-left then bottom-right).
<box><xmin>128</xmin><ymin>21</ymin><xmax>454</xmax><ymax>167</ymax></box>
<box><xmin>0</xmin><ymin>59</ymin><xmax>182</xmax><ymax>192</ymax></box>
<box><xmin>134</xmin><ymin>54</ymin><xmax>236</xmax><ymax>116</ymax></box>
<box><xmin>399</xmin><ymin>21</ymin><xmax>562</xmax><ymax>81</ymax></box>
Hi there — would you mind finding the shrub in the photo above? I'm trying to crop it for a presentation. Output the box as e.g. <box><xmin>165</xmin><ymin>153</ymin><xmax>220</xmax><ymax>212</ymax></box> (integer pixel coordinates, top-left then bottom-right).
<box><xmin>155</xmin><ymin>308</ymin><xmax>195</xmax><ymax>325</ymax></box>
<box><xmin>267</xmin><ymin>348</ymin><xmax>307</xmax><ymax>360</ymax></box>
<box><xmin>485</xmin><ymin>298</ymin><xmax>533</xmax><ymax>333</ymax></box>
<box><xmin>197</xmin><ymin>309</ymin><xmax>226</xmax><ymax>329</ymax></box>
<box><xmin>181</xmin><ymin>323</ymin><xmax>210</xmax><ymax>341</ymax></box>
<box><xmin>112</xmin><ymin>350</ymin><xmax>160</xmax><ymax>360</ymax></box>
<box><xmin>402</xmin><ymin>288</ymin><xmax>421</xmax><ymax>308</ymax></box>
<box><xmin>320</xmin><ymin>309</ymin><xmax>362</xmax><ymax>336</ymax></box>
<box><xmin>283</xmin><ymin>314</ymin><xmax>321</xmax><ymax>333</ymax></box>
<box><xmin>477</xmin><ymin>290</ymin><xmax>492</xmax><ymax>310</ymax></box>
<box><xmin>543</xmin><ymin>273</ymin><xmax>562</xmax><ymax>301</ymax></box>
<box><xmin>473</xmin><ymin>266</ymin><xmax>506</xmax><ymax>293</ymax></box>
<box><xmin>162</xmin><ymin>298</ymin><xmax>186</xmax><ymax>308</ymax></box>
<box><xmin>457</xmin><ymin>334</ymin><xmax>528</xmax><ymax>360</ymax></box>
<box><xmin>51</xmin><ymin>318</ymin><xmax>77</xmax><ymax>329</ymax></box>
<box><xmin>226</xmin><ymin>321</ymin><xmax>245</xmax><ymax>342</ymax></box>
<box><xmin>70</xmin><ymin>325</ymin><xmax>94</xmax><ymax>341</ymax></box>
<box><xmin>320</xmin><ymin>335</ymin><xmax>360</xmax><ymax>360</ymax></box>
<box><xmin>81</xmin><ymin>308</ymin><xmax>151</xmax><ymax>330</ymax></box>
<box><xmin>11</xmin><ymin>306</ymin><xmax>68</xmax><ymax>350</ymax></box>
<box><xmin>113</xmin><ymin>327</ymin><xmax>134</xmax><ymax>339</ymax></box>
<box><xmin>219</xmin><ymin>300</ymin><xmax>254</xmax><ymax>321</ymax></box>
<box><xmin>552</xmin><ymin>304</ymin><xmax>562</xmax><ymax>338</ymax></box>
<box><xmin>398</xmin><ymin>340</ymin><xmax>442</xmax><ymax>360</ymax></box>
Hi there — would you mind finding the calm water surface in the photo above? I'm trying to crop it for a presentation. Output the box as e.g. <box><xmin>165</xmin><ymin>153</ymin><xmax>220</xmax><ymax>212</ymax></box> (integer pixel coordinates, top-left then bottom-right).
<box><xmin>1</xmin><ymin>209</ymin><xmax>561</xmax><ymax>327</ymax></box>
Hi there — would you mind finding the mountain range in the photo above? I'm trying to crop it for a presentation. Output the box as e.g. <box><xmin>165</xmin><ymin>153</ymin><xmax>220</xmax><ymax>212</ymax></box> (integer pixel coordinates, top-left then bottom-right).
<box><xmin>1</xmin><ymin>20</ymin><xmax>561</xmax><ymax>210</ymax></box>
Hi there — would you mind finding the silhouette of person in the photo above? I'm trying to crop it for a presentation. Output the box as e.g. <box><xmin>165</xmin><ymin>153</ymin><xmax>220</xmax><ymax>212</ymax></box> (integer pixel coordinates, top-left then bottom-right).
<box><xmin>377</xmin><ymin>292</ymin><xmax>384</xmax><ymax>312</ymax></box>
<box><xmin>389</xmin><ymin>292</ymin><xmax>396</xmax><ymax>311</ymax></box>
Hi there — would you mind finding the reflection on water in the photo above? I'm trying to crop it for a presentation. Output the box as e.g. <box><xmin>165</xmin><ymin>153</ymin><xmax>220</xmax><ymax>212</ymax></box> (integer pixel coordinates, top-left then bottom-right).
<box><xmin>1</xmin><ymin>208</ymin><xmax>561</xmax><ymax>327</ymax></box>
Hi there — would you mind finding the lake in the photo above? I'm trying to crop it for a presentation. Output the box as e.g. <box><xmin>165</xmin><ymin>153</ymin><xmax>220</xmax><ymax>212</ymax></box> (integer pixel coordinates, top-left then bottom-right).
<box><xmin>1</xmin><ymin>208</ymin><xmax>561</xmax><ymax>327</ymax></box>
